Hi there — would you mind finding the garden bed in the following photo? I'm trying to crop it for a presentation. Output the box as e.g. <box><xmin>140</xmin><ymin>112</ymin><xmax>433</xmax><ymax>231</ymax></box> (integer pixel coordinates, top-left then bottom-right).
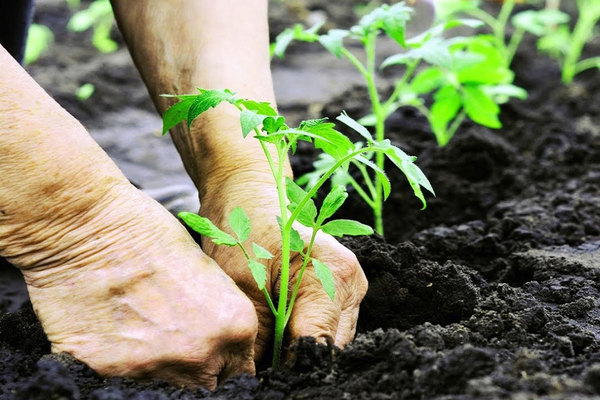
<box><xmin>1</xmin><ymin>0</ymin><xmax>599</xmax><ymax>399</ymax></box>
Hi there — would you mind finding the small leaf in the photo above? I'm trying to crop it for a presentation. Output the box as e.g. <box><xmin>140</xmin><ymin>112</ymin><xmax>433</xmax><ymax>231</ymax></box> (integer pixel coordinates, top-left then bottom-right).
<box><xmin>253</xmin><ymin>243</ymin><xmax>274</xmax><ymax>260</ymax></box>
<box><xmin>430</xmin><ymin>85</ymin><xmax>462</xmax><ymax>142</ymax></box>
<box><xmin>290</xmin><ymin>228</ymin><xmax>305</xmax><ymax>252</ymax></box>
<box><xmin>273</xmin><ymin>27</ymin><xmax>295</xmax><ymax>58</ymax></box>
<box><xmin>462</xmin><ymin>86</ymin><xmax>501</xmax><ymax>129</ymax></box>
<box><xmin>384</xmin><ymin>146</ymin><xmax>434</xmax><ymax>209</ymax></box>
<box><xmin>410</xmin><ymin>67</ymin><xmax>445</xmax><ymax>95</ymax></box>
<box><xmin>312</xmin><ymin>258</ymin><xmax>336</xmax><ymax>301</ymax></box>
<box><xmin>187</xmin><ymin>89</ymin><xmax>236</xmax><ymax>129</ymax></box>
<box><xmin>239</xmin><ymin>99</ymin><xmax>278</xmax><ymax>116</ymax></box>
<box><xmin>336</xmin><ymin>112</ymin><xmax>373</xmax><ymax>141</ymax></box>
<box><xmin>322</xmin><ymin>219</ymin><xmax>374</xmax><ymax>237</ymax></box>
<box><xmin>299</xmin><ymin>119</ymin><xmax>354</xmax><ymax>159</ymax></box>
<box><xmin>512</xmin><ymin>9</ymin><xmax>569</xmax><ymax>37</ymax></box>
<box><xmin>286</xmin><ymin>178</ymin><xmax>317</xmax><ymax>227</ymax></box>
<box><xmin>229</xmin><ymin>207</ymin><xmax>251</xmax><ymax>243</ymax></box>
<box><xmin>262</xmin><ymin>116</ymin><xmax>286</xmax><ymax>134</ymax></box>
<box><xmin>319</xmin><ymin>186</ymin><xmax>348</xmax><ymax>223</ymax></box>
<box><xmin>318</xmin><ymin>29</ymin><xmax>348</xmax><ymax>58</ymax></box>
<box><xmin>240</xmin><ymin>110</ymin><xmax>264</xmax><ymax>137</ymax></box>
<box><xmin>248</xmin><ymin>260</ymin><xmax>267</xmax><ymax>290</ymax></box>
<box><xmin>162</xmin><ymin>96</ymin><xmax>196</xmax><ymax>135</ymax></box>
<box><xmin>178</xmin><ymin>212</ymin><xmax>237</xmax><ymax>246</ymax></box>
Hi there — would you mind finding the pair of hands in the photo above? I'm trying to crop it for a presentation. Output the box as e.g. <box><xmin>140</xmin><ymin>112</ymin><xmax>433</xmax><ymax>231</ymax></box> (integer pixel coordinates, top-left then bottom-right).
<box><xmin>21</xmin><ymin>174</ymin><xmax>367</xmax><ymax>390</ymax></box>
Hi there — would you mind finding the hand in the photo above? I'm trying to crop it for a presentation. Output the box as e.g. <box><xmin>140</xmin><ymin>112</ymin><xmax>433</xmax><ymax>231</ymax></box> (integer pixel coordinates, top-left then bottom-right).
<box><xmin>10</xmin><ymin>183</ymin><xmax>258</xmax><ymax>389</ymax></box>
<box><xmin>199</xmin><ymin>170</ymin><xmax>368</xmax><ymax>362</ymax></box>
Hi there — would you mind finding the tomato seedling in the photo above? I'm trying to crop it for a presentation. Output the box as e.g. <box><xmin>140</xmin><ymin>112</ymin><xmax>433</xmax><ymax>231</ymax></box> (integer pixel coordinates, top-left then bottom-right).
<box><xmin>161</xmin><ymin>88</ymin><xmax>432</xmax><ymax>368</ymax></box>
<box><xmin>272</xmin><ymin>2</ymin><xmax>523</xmax><ymax>234</ymax></box>
<box><xmin>534</xmin><ymin>0</ymin><xmax>600</xmax><ymax>83</ymax></box>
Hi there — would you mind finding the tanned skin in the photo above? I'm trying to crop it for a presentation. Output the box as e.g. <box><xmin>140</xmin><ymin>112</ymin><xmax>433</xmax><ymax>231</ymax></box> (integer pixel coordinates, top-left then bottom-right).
<box><xmin>0</xmin><ymin>0</ymin><xmax>367</xmax><ymax>388</ymax></box>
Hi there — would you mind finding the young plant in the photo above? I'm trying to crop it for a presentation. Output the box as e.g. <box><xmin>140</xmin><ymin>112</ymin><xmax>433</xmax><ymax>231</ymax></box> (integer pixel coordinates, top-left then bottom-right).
<box><xmin>161</xmin><ymin>88</ymin><xmax>433</xmax><ymax>368</ymax></box>
<box><xmin>534</xmin><ymin>0</ymin><xmax>600</xmax><ymax>83</ymax></box>
<box><xmin>67</xmin><ymin>0</ymin><xmax>118</xmax><ymax>54</ymax></box>
<box><xmin>272</xmin><ymin>2</ymin><xmax>522</xmax><ymax>234</ymax></box>
<box><xmin>25</xmin><ymin>23</ymin><xmax>54</xmax><ymax>65</ymax></box>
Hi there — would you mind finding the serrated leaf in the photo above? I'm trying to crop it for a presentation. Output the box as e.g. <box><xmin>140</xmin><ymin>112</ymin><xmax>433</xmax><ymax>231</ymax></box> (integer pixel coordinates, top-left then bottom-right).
<box><xmin>290</xmin><ymin>228</ymin><xmax>305</xmax><ymax>252</ymax></box>
<box><xmin>178</xmin><ymin>212</ymin><xmax>237</xmax><ymax>246</ymax></box>
<box><xmin>351</xmin><ymin>151</ymin><xmax>392</xmax><ymax>200</ymax></box>
<box><xmin>162</xmin><ymin>97</ymin><xmax>196</xmax><ymax>135</ymax></box>
<box><xmin>318</xmin><ymin>29</ymin><xmax>348</xmax><ymax>58</ymax></box>
<box><xmin>240</xmin><ymin>110</ymin><xmax>263</xmax><ymax>137</ymax></box>
<box><xmin>382</xmin><ymin>3</ymin><xmax>412</xmax><ymax>46</ymax></box>
<box><xmin>322</xmin><ymin>219</ymin><xmax>374</xmax><ymax>237</ymax></box>
<box><xmin>253</xmin><ymin>243</ymin><xmax>274</xmax><ymax>260</ymax></box>
<box><xmin>384</xmin><ymin>147</ymin><xmax>434</xmax><ymax>209</ymax></box>
<box><xmin>512</xmin><ymin>9</ymin><xmax>569</xmax><ymax>37</ymax></box>
<box><xmin>229</xmin><ymin>207</ymin><xmax>250</xmax><ymax>243</ymax></box>
<box><xmin>319</xmin><ymin>186</ymin><xmax>348</xmax><ymax>223</ymax></box>
<box><xmin>262</xmin><ymin>116</ymin><xmax>286</xmax><ymax>134</ymax></box>
<box><xmin>311</xmin><ymin>258</ymin><xmax>336</xmax><ymax>301</ymax></box>
<box><xmin>430</xmin><ymin>85</ymin><xmax>462</xmax><ymax>140</ymax></box>
<box><xmin>410</xmin><ymin>67</ymin><xmax>445</xmax><ymax>94</ymax></box>
<box><xmin>187</xmin><ymin>89</ymin><xmax>236</xmax><ymax>129</ymax></box>
<box><xmin>248</xmin><ymin>260</ymin><xmax>267</xmax><ymax>290</ymax></box>
<box><xmin>286</xmin><ymin>177</ymin><xmax>317</xmax><ymax>227</ymax></box>
<box><xmin>239</xmin><ymin>99</ymin><xmax>278</xmax><ymax>116</ymax></box>
<box><xmin>462</xmin><ymin>86</ymin><xmax>501</xmax><ymax>129</ymax></box>
<box><xmin>336</xmin><ymin>112</ymin><xmax>373</xmax><ymax>141</ymax></box>
<box><xmin>300</xmin><ymin>120</ymin><xmax>354</xmax><ymax>160</ymax></box>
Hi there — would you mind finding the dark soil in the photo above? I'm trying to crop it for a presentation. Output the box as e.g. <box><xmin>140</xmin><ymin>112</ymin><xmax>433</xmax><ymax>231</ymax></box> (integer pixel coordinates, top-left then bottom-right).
<box><xmin>2</xmin><ymin>1</ymin><xmax>600</xmax><ymax>399</ymax></box>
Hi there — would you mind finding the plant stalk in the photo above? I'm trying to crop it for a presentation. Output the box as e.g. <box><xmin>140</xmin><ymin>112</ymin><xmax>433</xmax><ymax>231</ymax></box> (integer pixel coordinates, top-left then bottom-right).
<box><xmin>562</xmin><ymin>1</ymin><xmax>600</xmax><ymax>83</ymax></box>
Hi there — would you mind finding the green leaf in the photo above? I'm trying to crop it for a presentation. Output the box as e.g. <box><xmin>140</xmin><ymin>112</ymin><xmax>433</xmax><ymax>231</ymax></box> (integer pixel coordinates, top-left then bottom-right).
<box><xmin>512</xmin><ymin>9</ymin><xmax>569</xmax><ymax>37</ymax></box>
<box><xmin>240</xmin><ymin>110</ymin><xmax>263</xmax><ymax>138</ymax></box>
<box><xmin>187</xmin><ymin>89</ymin><xmax>236</xmax><ymax>129</ymax></box>
<box><xmin>76</xmin><ymin>83</ymin><xmax>95</xmax><ymax>101</ymax></box>
<box><xmin>162</xmin><ymin>96</ymin><xmax>196</xmax><ymax>135</ymax></box>
<box><xmin>318</xmin><ymin>29</ymin><xmax>348</xmax><ymax>58</ymax></box>
<box><xmin>178</xmin><ymin>212</ymin><xmax>237</xmax><ymax>246</ymax></box>
<box><xmin>238</xmin><ymin>99</ymin><xmax>278</xmax><ymax>116</ymax></box>
<box><xmin>272</xmin><ymin>27</ymin><xmax>295</xmax><ymax>58</ymax></box>
<box><xmin>336</xmin><ymin>112</ymin><xmax>373</xmax><ymax>141</ymax></box>
<box><xmin>434</xmin><ymin>0</ymin><xmax>480</xmax><ymax>21</ymax></box>
<box><xmin>322</xmin><ymin>219</ymin><xmax>374</xmax><ymax>237</ymax></box>
<box><xmin>430</xmin><ymin>85</ymin><xmax>462</xmax><ymax>141</ymax></box>
<box><xmin>311</xmin><ymin>258</ymin><xmax>336</xmax><ymax>301</ymax></box>
<box><xmin>410</xmin><ymin>67</ymin><xmax>445</xmax><ymax>94</ymax></box>
<box><xmin>381</xmin><ymin>3</ymin><xmax>412</xmax><ymax>46</ymax></box>
<box><xmin>462</xmin><ymin>86</ymin><xmax>501</xmax><ymax>129</ymax></box>
<box><xmin>248</xmin><ymin>260</ymin><xmax>267</xmax><ymax>290</ymax></box>
<box><xmin>290</xmin><ymin>228</ymin><xmax>305</xmax><ymax>252</ymax></box>
<box><xmin>351</xmin><ymin>150</ymin><xmax>391</xmax><ymax>200</ymax></box>
<box><xmin>300</xmin><ymin>120</ymin><xmax>354</xmax><ymax>160</ymax></box>
<box><xmin>252</xmin><ymin>243</ymin><xmax>274</xmax><ymax>260</ymax></box>
<box><xmin>483</xmin><ymin>84</ymin><xmax>527</xmax><ymax>104</ymax></box>
<box><xmin>229</xmin><ymin>207</ymin><xmax>250</xmax><ymax>243</ymax></box>
<box><xmin>286</xmin><ymin>177</ymin><xmax>317</xmax><ymax>227</ymax></box>
<box><xmin>25</xmin><ymin>24</ymin><xmax>54</xmax><ymax>65</ymax></box>
<box><xmin>262</xmin><ymin>116</ymin><xmax>286</xmax><ymax>134</ymax></box>
<box><xmin>384</xmin><ymin>146</ymin><xmax>434</xmax><ymax>209</ymax></box>
<box><xmin>319</xmin><ymin>185</ymin><xmax>348</xmax><ymax>223</ymax></box>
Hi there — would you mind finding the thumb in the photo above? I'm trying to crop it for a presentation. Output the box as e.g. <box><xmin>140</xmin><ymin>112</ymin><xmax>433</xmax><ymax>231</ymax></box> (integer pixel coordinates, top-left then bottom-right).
<box><xmin>286</xmin><ymin>265</ymin><xmax>342</xmax><ymax>347</ymax></box>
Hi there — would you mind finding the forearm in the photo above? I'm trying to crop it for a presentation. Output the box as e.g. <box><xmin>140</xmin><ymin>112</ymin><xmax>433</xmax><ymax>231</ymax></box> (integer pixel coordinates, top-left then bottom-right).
<box><xmin>111</xmin><ymin>0</ymin><xmax>291</xmax><ymax>199</ymax></box>
<box><xmin>0</xmin><ymin>45</ymin><xmax>128</xmax><ymax>266</ymax></box>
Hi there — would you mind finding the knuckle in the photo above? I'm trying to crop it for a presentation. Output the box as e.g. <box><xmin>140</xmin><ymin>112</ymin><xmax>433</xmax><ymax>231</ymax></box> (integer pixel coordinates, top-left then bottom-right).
<box><xmin>218</xmin><ymin>296</ymin><xmax>258</xmax><ymax>343</ymax></box>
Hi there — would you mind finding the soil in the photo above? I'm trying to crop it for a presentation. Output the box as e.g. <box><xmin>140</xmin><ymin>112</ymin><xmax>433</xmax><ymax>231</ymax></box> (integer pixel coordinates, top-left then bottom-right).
<box><xmin>2</xmin><ymin>0</ymin><xmax>600</xmax><ymax>399</ymax></box>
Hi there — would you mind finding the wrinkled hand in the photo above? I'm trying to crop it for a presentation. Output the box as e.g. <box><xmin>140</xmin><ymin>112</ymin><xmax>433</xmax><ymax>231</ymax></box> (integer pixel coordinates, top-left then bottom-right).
<box><xmin>199</xmin><ymin>174</ymin><xmax>368</xmax><ymax>361</ymax></box>
<box><xmin>15</xmin><ymin>184</ymin><xmax>258</xmax><ymax>389</ymax></box>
